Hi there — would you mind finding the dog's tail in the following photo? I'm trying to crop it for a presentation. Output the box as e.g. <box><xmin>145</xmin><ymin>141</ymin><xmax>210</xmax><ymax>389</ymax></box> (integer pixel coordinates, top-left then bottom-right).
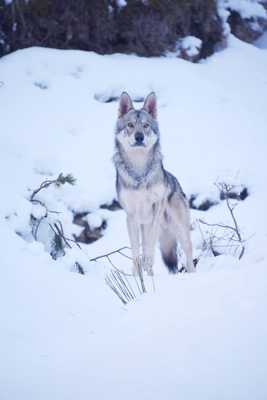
<box><xmin>159</xmin><ymin>228</ymin><xmax>178</xmax><ymax>273</ymax></box>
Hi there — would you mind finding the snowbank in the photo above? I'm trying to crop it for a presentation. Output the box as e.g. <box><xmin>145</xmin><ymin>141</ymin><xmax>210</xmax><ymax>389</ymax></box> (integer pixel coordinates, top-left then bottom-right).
<box><xmin>0</xmin><ymin>36</ymin><xmax>267</xmax><ymax>399</ymax></box>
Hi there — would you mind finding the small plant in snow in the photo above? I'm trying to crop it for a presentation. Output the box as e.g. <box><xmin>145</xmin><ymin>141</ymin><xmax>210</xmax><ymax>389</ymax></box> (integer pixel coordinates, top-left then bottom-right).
<box><xmin>91</xmin><ymin>246</ymin><xmax>150</xmax><ymax>305</ymax></box>
<box><xmin>30</xmin><ymin>173</ymin><xmax>75</xmax><ymax>204</ymax></box>
<box><xmin>197</xmin><ymin>181</ymin><xmax>247</xmax><ymax>261</ymax></box>
<box><xmin>30</xmin><ymin>173</ymin><xmax>78</xmax><ymax>261</ymax></box>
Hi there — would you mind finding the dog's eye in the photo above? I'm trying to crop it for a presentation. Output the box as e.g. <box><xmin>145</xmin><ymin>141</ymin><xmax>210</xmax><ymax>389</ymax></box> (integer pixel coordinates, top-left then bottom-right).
<box><xmin>127</xmin><ymin>122</ymin><xmax>134</xmax><ymax>129</ymax></box>
<box><xmin>143</xmin><ymin>123</ymin><xmax>149</xmax><ymax>129</ymax></box>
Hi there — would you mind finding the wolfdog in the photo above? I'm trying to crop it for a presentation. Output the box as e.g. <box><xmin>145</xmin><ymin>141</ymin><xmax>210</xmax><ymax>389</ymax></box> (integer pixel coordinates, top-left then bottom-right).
<box><xmin>113</xmin><ymin>92</ymin><xmax>194</xmax><ymax>275</ymax></box>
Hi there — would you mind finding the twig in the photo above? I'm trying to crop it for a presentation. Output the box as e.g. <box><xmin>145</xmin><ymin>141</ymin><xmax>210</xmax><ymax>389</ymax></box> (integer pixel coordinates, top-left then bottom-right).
<box><xmin>112</xmin><ymin>270</ymin><xmax>135</xmax><ymax>301</ymax></box>
<box><xmin>105</xmin><ymin>275</ymin><xmax>127</xmax><ymax>305</ymax></box>
<box><xmin>105</xmin><ymin>255</ymin><xmax>133</xmax><ymax>277</ymax></box>
<box><xmin>32</xmin><ymin>215</ymin><xmax>47</xmax><ymax>240</ymax></box>
<box><xmin>98</xmin><ymin>248</ymin><xmax>147</xmax><ymax>302</ymax></box>
<box><xmin>133</xmin><ymin>275</ymin><xmax>142</xmax><ymax>295</ymax></box>
<box><xmin>198</xmin><ymin>219</ymin><xmax>237</xmax><ymax>234</ymax></box>
<box><xmin>137</xmin><ymin>258</ymin><xmax>146</xmax><ymax>293</ymax></box>
<box><xmin>118</xmin><ymin>250</ymin><xmax>133</xmax><ymax>260</ymax></box>
<box><xmin>49</xmin><ymin>221</ymin><xmax>82</xmax><ymax>250</ymax></box>
<box><xmin>109</xmin><ymin>270</ymin><xmax>130</xmax><ymax>302</ymax></box>
<box><xmin>197</xmin><ymin>182</ymin><xmax>246</xmax><ymax>261</ymax></box>
<box><xmin>105</xmin><ymin>267</ymin><xmax>138</xmax><ymax>305</ymax></box>
<box><xmin>216</xmin><ymin>182</ymin><xmax>245</xmax><ymax>259</ymax></box>
<box><xmin>115</xmin><ymin>270</ymin><xmax>136</xmax><ymax>300</ymax></box>
<box><xmin>30</xmin><ymin>180</ymin><xmax>57</xmax><ymax>202</ymax></box>
<box><xmin>30</xmin><ymin>173</ymin><xmax>75</xmax><ymax>202</ymax></box>
<box><xmin>90</xmin><ymin>246</ymin><xmax>131</xmax><ymax>262</ymax></box>
<box><xmin>75</xmin><ymin>261</ymin><xmax>85</xmax><ymax>275</ymax></box>
<box><xmin>50</xmin><ymin>222</ymin><xmax>72</xmax><ymax>249</ymax></box>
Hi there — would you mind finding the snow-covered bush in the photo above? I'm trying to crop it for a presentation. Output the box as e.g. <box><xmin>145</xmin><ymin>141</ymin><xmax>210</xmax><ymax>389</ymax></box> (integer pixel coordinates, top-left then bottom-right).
<box><xmin>196</xmin><ymin>182</ymin><xmax>247</xmax><ymax>261</ymax></box>
<box><xmin>27</xmin><ymin>173</ymin><xmax>79</xmax><ymax>260</ymax></box>
<box><xmin>218</xmin><ymin>0</ymin><xmax>267</xmax><ymax>42</ymax></box>
<box><xmin>220</xmin><ymin>0</ymin><xmax>267</xmax><ymax>19</ymax></box>
<box><xmin>1</xmin><ymin>0</ymin><xmax>266</xmax><ymax>60</ymax></box>
<box><xmin>5</xmin><ymin>172</ymin><xmax>93</xmax><ymax>269</ymax></box>
<box><xmin>176</xmin><ymin>36</ymin><xmax>203</xmax><ymax>62</ymax></box>
<box><xmin>0</xmin><ymin>0</ymin><xmax>223</xmax><ymax>60</ymax></box>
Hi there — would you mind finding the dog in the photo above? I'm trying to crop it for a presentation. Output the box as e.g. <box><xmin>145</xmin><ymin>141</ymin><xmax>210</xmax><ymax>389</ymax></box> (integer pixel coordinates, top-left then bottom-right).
<box><xmin>113</xmin><ymin>92</ymin><xmax>195</xmax><ymax>275</ymax></box>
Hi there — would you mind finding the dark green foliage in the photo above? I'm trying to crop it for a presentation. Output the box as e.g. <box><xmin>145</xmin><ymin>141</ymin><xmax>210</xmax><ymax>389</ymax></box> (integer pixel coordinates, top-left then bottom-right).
<box><xmin>55</xmin><ymin>173</ymin><xmax>76</xmax><ymax>186</ymax></box>
<box><xmin>0</xmin><ymin>0</ymin><xmax>224</xmax><ymax>59</ymax></box>
<box><xmin>50</xmin><ymin>229</ymin><xmax>65</xmax><ymax>260</ymax></box>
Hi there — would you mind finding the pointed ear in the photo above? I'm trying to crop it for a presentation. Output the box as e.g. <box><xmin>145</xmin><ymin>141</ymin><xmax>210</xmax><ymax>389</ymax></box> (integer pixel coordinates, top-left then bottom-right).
<box><xmin>143</xmin><ymin>92</ymin><xmax>157</xmax><ymax>119</ymax></box>
<box><xmin>118</xmin><ymin>92</ymin><xmax>133</xmax><ymax>118</ymax></box>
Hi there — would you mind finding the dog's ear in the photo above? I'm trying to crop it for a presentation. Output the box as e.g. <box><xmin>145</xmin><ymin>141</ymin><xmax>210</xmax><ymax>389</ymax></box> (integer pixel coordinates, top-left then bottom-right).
<box><xmin>143</xmin><ymin>92</ymin><xmax>157</xmax><ymax>119</ymax></box>
<box><xmin>118</xmin><ymin>92</ymin><xmax>133</xmax><ymax>118</ymax></box>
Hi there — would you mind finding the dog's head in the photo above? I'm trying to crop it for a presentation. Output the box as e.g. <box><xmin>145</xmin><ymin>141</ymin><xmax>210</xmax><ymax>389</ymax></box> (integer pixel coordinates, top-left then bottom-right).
<box><xmin>115</xmin><ymin>92</ymin><xmax>159</xmax><ymax>151</ymax></box>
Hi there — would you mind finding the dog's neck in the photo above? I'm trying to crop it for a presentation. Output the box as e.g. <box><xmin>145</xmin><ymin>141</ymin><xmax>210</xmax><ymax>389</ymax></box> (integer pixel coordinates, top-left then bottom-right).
<box><xmin>125</xmin><ymin>147</ymin><xmax>152</xmax><ymax>174</ymax></box>
<box><xmin>113</xmin><ymin>142</ymin><xmax>163</xmax><ymax>189</ymax></box>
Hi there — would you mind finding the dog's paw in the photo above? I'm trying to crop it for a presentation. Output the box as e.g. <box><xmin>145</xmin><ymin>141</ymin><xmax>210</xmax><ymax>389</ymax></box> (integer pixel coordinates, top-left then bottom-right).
<box><xmin>142</xmin><ymin>256</ymin><xmax>154</xmax><ymax>276</ymax></box>
<box><xmin>132</xmin><ymin>256</ymin><xmax>154</xmax><ymax>276</ymax></box>
<box><xmin>146</xmin><ymin>266</ymin><xmax>154</xmax><ymax>276</ymax></box>
<box><xmin>186</xmin><ymin>263</ymin><xmax>196</xmax><ymax>273</ymax></box>
<box><xmin>132</xmin><ymin>259</ymin><xmax>139</xmax><ymax>276</ymax></box>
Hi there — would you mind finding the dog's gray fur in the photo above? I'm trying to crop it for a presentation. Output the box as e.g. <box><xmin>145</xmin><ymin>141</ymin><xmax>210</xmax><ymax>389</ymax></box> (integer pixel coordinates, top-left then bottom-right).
<box><xmin>113</xmin><ymin>92</ymin><xmax>194</xmax><ymax>274</ymax></box>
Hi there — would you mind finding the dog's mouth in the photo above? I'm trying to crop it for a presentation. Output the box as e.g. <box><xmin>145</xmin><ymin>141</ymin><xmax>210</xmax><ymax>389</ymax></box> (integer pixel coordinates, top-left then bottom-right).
<box><xmin>132</xmin><ymin>142</ymin><xmax>145</xmax><ymax>147</ymax></box>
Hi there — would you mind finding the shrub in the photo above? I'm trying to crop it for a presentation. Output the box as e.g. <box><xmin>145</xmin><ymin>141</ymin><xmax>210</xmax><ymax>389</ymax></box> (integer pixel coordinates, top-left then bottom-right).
<box><xmin>0</xmin><ymin>0</ymin><xmax>224</xmax><ymax>59</ymax></box>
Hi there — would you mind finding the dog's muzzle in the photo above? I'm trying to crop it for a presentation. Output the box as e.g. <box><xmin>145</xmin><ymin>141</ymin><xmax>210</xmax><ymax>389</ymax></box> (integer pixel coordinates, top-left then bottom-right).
<box><xmin>134</xmin><ymin>132</ymin><xmax>144</xmax><ymax>145</ymax></box>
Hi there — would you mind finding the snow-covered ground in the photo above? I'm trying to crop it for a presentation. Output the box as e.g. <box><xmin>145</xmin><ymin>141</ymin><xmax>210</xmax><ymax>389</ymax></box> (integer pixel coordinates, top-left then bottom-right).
<box><xmin>255</xmin><ymin>30</ymin><xmax>267</xmax><ymax>49</ymax></box>
<box><xmin>1</xmin><ymin>35</ymin><xmax>267</xmax><ymax>399</ymax></box>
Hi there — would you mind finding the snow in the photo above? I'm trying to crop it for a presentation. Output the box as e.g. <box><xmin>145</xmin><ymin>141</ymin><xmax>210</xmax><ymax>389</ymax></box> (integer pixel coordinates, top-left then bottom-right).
<box><xmin>1</xmin><ymin>35</ymin><xmax>267</xmax><ymax>399</ymax></box>
<box><xmin>116</xmin><ymin>0</ymin><xmax>127</xmax><ymax>8</ymax></box>
<box><xmin>219</xmin><ymin>0</ymin><xmax>267</xmax><ymax>20</ymax></box>
<box><xmin>218</xmin><ymin>0</ymin><xmax>267</xmax><ymax>38</ymax></box>
<box><xmin>255</xmin><ymin>30</ymin><xmax>267</xmax><ymax>48</ymax></box>
<box><xmin>180</xmin><ymin>36</ymin><xmax>202</xmax><ymax>57</ymax></box>
<box><xmin>86</xmin><ymin>212</ymin><xmax>104</xmax><ymax>229</ymax></box>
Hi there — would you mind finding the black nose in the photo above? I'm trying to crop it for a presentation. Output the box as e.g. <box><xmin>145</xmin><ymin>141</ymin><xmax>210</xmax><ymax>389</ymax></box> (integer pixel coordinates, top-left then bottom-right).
<box><xmin>135</xmin><ymin>132</ymin><xmax>144</xmax><ymax>144</ymax></box>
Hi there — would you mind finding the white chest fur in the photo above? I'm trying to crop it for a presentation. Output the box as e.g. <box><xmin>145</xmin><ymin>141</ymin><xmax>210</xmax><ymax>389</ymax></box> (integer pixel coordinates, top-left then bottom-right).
<box><xmin>119</xmin><ymin>182</ymin><xmax>167</xmax><ymax>223</ymax></box>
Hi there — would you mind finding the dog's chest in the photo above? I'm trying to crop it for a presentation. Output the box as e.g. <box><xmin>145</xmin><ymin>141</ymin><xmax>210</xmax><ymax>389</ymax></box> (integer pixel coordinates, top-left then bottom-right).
<box><xmin>119</xmin><ymin>183</ymin><xmax>166</xmax><ymax>222</ymax></box>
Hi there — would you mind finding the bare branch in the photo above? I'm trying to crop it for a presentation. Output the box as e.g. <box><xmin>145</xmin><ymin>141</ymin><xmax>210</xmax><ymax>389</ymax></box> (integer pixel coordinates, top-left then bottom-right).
<box><xmin>49</xmin><ymin>221</ymin><xmax>82</xmax><ymax>250</ymax></box>
<box><xmin>30</xmin><ymin>179</ymin><xmax>57</xmax><ymax>202</ymax></box>
<box><xmin>197</xmin><ymin>182</ymin><xmax>246</xmax><ymax>262</ymax></box>
<box><xmin>198</xmin><ymin>219</ymin><xmax>237</xmax><ymax>234</ymax></box>
<box><xmin>50</xmin><ymin>222</ymin><xmax>72</xmax><ymax>249</ymax></box>
<box><xmin>118</xmin><ymin>250</ymin><xmax>133</xmax><ymax>260</ymax></box>
<box><xmin>30</xmin><ymin>173</ymin><xmax>76</xmax><ymax>202</ymax></box>
<box><xmin>90</xmin><ymin>246</ymin><xmax>131</xmax><ymax>262</ymax></box>
<box><xmin>216</xmin><ymin>182</ymin><xmax>245</xmax><ymax>259</ymax></box>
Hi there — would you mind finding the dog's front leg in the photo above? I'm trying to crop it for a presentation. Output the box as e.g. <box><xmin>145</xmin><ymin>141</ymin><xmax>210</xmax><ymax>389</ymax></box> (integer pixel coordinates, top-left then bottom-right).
<box><xmin>142</xmin><ymin>200</ymin><xmax>166</xmax><ymax>275</ymax></box>
<box><xmin>126</xmin><ymin>215</ymin><xmax>141</xmax><ymax>275</ymax></box>
<box><xmin>141</xmin><ymin>223</ymin><xmax>155</xmax><ymax>276</ymax></box>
